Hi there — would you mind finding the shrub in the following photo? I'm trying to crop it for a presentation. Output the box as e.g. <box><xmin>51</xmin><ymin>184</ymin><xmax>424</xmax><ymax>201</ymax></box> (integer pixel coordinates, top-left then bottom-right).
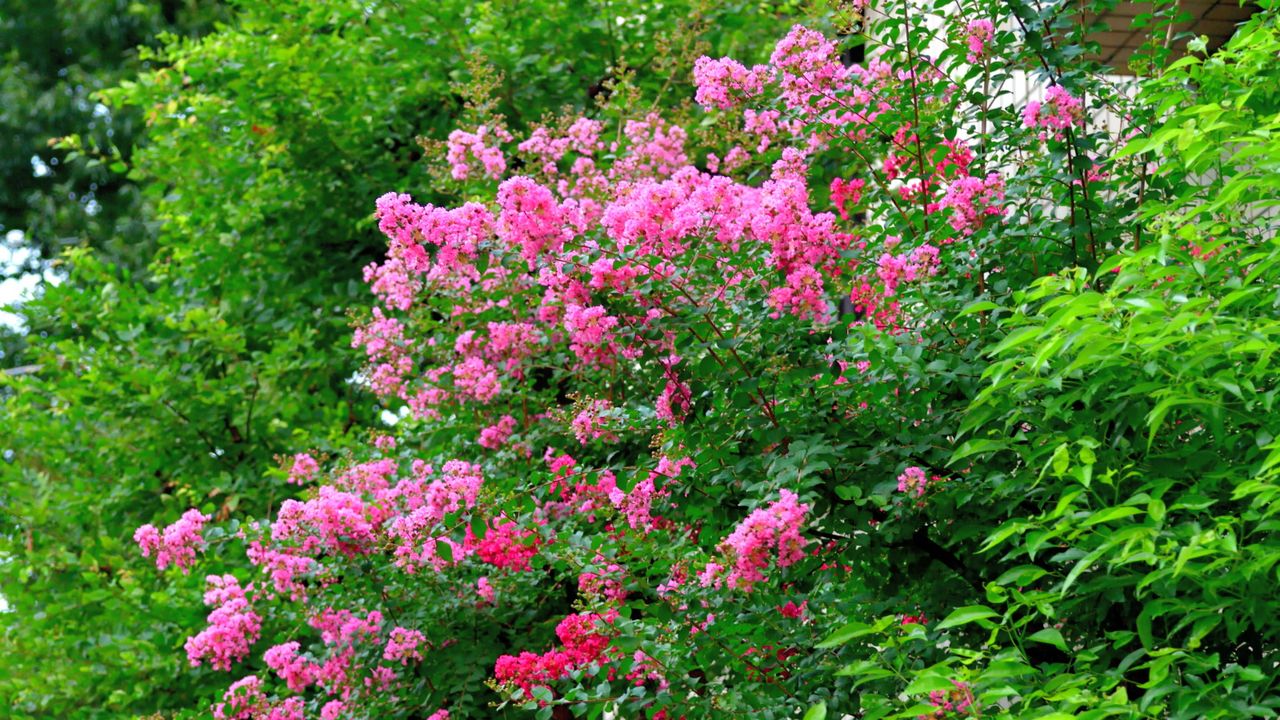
<box><xmin>128</xmin><ymin>1</ymin><xmax>1280</xmax><ymax>718</ymax></box>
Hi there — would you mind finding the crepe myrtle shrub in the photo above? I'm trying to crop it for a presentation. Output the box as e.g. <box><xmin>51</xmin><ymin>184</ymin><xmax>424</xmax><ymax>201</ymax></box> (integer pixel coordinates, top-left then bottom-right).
<box><xmin>127</xmin><ymin>0</ymin><xmax>1272</xmax><ymax>716</ymax></box>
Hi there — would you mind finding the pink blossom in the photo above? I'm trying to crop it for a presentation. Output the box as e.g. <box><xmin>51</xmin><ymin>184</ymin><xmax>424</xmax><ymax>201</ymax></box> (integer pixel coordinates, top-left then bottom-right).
<box><xmin>571</xmin><ymin>399</ymin><xmax>620</xmax><ymax>444</ymax></box>
<box><xmin>718</xmin><ymin>490</ymin><xmax>811</xmax><ymax>590</ymax></box>
<box><xmin>925</xmin><ymin>680</ymin><xmax>975</xmax><ymax>718</ymax></box>
<box><xmin>939</xmin><ymin>173</ymin><xmax>1006</xmax><ymax>235</ymax></box>
<box><xmin>185</xmin><ymin>574</ymin><xmax>262</xmax><ymax>671</ymax></box>
<box><xmin>387</xmin><ymin>461</ymin><xmax>484</xmax><ymax>572</ymax></box>
<box><xmin>578</xmin><ymin>561</ymin><xmax>628</xmax><ymax>603</ymax></box>
<box><xmin>1023</xmin><ymin>85</ymin><xmax>1085</xmax><ymax>140</ymax></box>
<box><xmin>212</xmin><ymin>675</ymin><xmax>265</xmax><ymax>720</ymax></box>
<box><xmin>743</xmin><ymin>108</ymin><xmax>783</xmax><ymax>152</ymax></box>
<box><xmin>287</xmin><ymin>453</ymin><xmax>320</xmax><ymax>485</ymax></box>
<box><xmin>471</xmin><ymin>518</ymin><xmax>540</xmax><ymax>571</ymax></box>
<box><xmin>321</xmin><ymin>700</ymin><xmax>346</xmax><ymax>720</ymax></box>
<box><xmin>778</xmin><ymin>600</ymin><xmax>808</xmax><ymax>619</ymax></box>
<box><xmin>476</xmin><ymin>576</ymin><xmax>496</xmax><ymax>605</ymax></box>
<box><xmin>963</xmin><ymin>19</ymin><xmax>995</xmax><ymax>63</ymax></box>
<box><xmin>264</xmin><ymin>641</ymin><xmax>317</xmax><ymax>692</ymax></box>
<box><xmin>897</xmin><ymin>466</ymin><xmax>929</xmax><ymax>497</ymax></box>
<box><xmin>768</xmin><ymin>264</ymin><xmax>830</xmax><ymax>320</ymax></box>
<box><xmin>246</xmin><ymin>541</ymin><xmax>315</xmax><ymax>600</ymax></box>
<box><xmin>830</xmin><ymin>177</ymin><xmax>865</xmax><ymax>220</ymax></box>
<box><xmin>384</xmin><ymin>626</ymin><xmax>427</xmax><ymax>665</ymax></box>
<box><xmin>273</xmin><ymin>486</ymin><xmax>378</xmax><ymax>557</ymax></box>
<box><xmin>446</xmin><ymin>125</ymin><xmax>511</xmax><ymax>180</ymax></box>
<box><xmin>134</xmin><ymin>508</ymin><xmax>210</xmax><ymax>573</ymax></box>
<box><xmin>770</xmin><ymin>25</ymin><xmax>850</xmax><ymax>112</ymax></box>
<box><xmin>478</xmin><ymin>414</ymin><xmax>518</xmax><ymax>449</ymax></box>
<box><xmin>362</xmin><ymin>256</ymin><xmax>420</xmax><ymax>312</ymax></box>
<box><xmin>613</xmin><ymin>113</ymin><xmax>689</xmax><ymax>179</ymax></box>
<box><xmin>496</xmin><ymin>176</ymin><xmax>568</xmax><ymax>263</ymax></box>
<box><xmin>692</xmin><ymin>56</ymin><xmax>768</xmax><ymax>110</ymax></box>
<box><xmin>452</xmin><ymin>357</ymin><xmax>501</xmax><ymax>403</ymax></box>
<box><xmin>563</xmin><ymin>304</ymin><xmax>619</xmax><ymax>365</ymax></box>
<box><xmin>493</xmin><ymin>610</ymin><xmax>619</xmax><ymax>697</ymax></box>
<box><xmin>268</xmin><ymin>698</ymin><xmax>305</xmax><ymax>720</ymax></box>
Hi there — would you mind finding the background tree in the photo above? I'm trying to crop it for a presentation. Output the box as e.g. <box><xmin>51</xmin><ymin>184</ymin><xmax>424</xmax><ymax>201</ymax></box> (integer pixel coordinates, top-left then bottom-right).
<box><xmin>0</xmin><ymin>0</ymin><xmax>230</xmax><ymax>360</ymax></box>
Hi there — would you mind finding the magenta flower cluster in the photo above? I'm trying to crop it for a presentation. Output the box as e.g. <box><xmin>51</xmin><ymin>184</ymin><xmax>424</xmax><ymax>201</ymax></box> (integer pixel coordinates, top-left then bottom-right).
<box><xmin>133</xmin><ymin>508</ymin><xmax>210</xmax><ymax>572</ymax></box>
<box><xmin>1023</xmin><ymin>85</ymin><xmax>1085</xmax><ymax>140</ymax></box>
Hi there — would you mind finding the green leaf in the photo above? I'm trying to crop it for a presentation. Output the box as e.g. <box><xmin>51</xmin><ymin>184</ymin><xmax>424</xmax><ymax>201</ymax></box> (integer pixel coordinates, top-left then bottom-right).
<box><xmin>958</xmin><ymin>300</ymin><xmax>1000</xmax><ymax>317</ymax></box>
<box><xmin>816</xmin><ymin>621</ymin><xmax>874</xmax><ymax>648</ymax></box>
<box><xmin>951</xmin><ymin>438</ymin><xmax>1008</xmax><ymax>463</ymax></box>
<box><xmin>936</xmin><ymin>606</ymin><xmax>999</xmax><ymax>630</ymax></box>
<box><xmin>1028</xmin><ymin>627</ymin><xmax>1069</xmax><ymax>653</ymax></box>
<box><xmin>435</xmin><ymin>539</ymin><xmax>454</xmax><ymax>564</ymax></box>
<box><xmin>1082</xmin><ymin>506</ymin><xmax>1142</xmax><ymax>526</ymax></box>
<box><xmin>803</xmin><ymin>701</ymin><xmax>827</xmax><ymax>720</ymax></box>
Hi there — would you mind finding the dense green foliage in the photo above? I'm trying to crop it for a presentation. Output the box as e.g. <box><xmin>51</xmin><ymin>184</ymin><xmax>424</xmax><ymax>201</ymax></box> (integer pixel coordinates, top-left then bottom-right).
<box><xmin>0</xmin><ymin>1</ymin><xmax>800</xmax><ymax>716</ymax></box>
<box><xmin>0</xmin><ymin>0</ymin><xmax>229</xmax><ymax>360</ymax></box>
<box><xmin>815</xmin><ymin>5</ymin><xmax>1280</xmax><ymax>716</ymax></box>
<box><xmin>4</xmin><ymin>0</ymin><xmax>1279</xmax><ymax>718</ymax></box>
<box><xmin>0</xmin><ymin>0</ymin><xmax>228</xmax><ymax>272</ymax></box>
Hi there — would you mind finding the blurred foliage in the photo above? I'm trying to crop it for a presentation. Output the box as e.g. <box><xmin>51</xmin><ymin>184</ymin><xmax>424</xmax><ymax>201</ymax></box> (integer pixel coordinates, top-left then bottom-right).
<box><xmin>0</xmin><ymin>0</ymin><xmax>229</xmax><ymax>278</ymax></box>
<box><xmin>0</xmin><ymin>0</ymin><xmax>229</xmax><ymax>364</ymax></box>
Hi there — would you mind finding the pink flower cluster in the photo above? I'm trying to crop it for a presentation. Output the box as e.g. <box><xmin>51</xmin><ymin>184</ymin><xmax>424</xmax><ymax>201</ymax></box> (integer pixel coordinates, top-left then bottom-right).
<box><xmin>134</xmin><ymin>508</ymin><xmax>211</xmax><ymax>573</ymax></box>
<box><xmin>713</xmin><ymin>490</ymin><xmax>811</xmax><ymax>590</ymax></box>
<box><xmin>493</xmin><ymin>610</ymin><xmax>619</xmax><ymax>697</ymax></box>
<box><xmin>387</xmin><ymin>461</ymin><xmax>485</xmax><ymax>572</ymax></box>
<box><xmin>692</xmin><ymin>56</ymin><xmax>768</xmax><ymax>110</ymax></box>
<box><xmin>898</xmin><ymin>466</ymin><xmax>945</xmax><ymax>498</ymax></box>
<box><xmin>541</xmin><ymin>454</ymin><xmax>690</xmax><ymax>533</ymax></box>
<box><xmin>939</xmin><ymin>173</ymin><xmax>1006</xmax><ymax>236</ymax></box>
<box><xmin>518</xmin><ymin>118</ymin><xmax>604</xmax><ymax>173</ymax></box>
<box><xmin>901</xmin><ymin>611</ymin><xmax>928</xmax><ymax>626</ymax></box>
<box><xmin>769</xmin><ymin>25</ymin><xmax>849</xmax><ymax>112</ymax></box>
<box><xmin>1023</xmin><ymin>85</ymin><xmax>1085</xmax><ymax>140</ymax></box>
<box><xmin>877</xmin><ymin>244</ymin><xmax>941</xmax><ymax>296</ymax></box>
<box><xmin>563</xmin><ymin>304</ymin><xmax>620</xmax><ymax>365</ymax></box>
<box><xmin>921</xmin><ymin>680</ymin><xmax>976</xmax><ymax>718</ymax></box>
<box><xmin>383</xmin><ymin>626</ymin><xmax>427</xmax><ymax>665</ymax></box>
<box><xmin>264</xmin><ymin>641</ymin><xmax>315</xmax><ymax>692</ymax></box>
<box><xmin>656</xmin><ymin>374</ymin><xmax>692</xmax><ymax>427</ymax></box>
<box><xmin>571</xmin><ymin>399</ymin><xmax>620</xmax><ymax>444</ymax></box>
<box><xmin>478</xmin><ymin>414</ymin><xmax>518</xmax><ymax>449</ymax></box>
<box><xmin>186</xmin><ymin>574</ymin><xmax>262</xmax><ymax>671</ymax></box>
<box><xmin>212</xmin><ymin>676</ymin><xmax>305</xmax><ymax>720</ymax></box>
<box><xmin>830</xmin><ymin>177</ymin><xmax>865</xmax><ymax>220</ymax></box>
<box><xmin>446</xmin><ymin>125</ymin><xmax>512</xmax><ymax>181</ymax></box>
<box><xmin>275</xmin><ymin>486</ymin><xmax>380</xmax><ymax>557</ymax></box>
<box><xmin>308</xmin><ymin>608</ymin><xmax>384</xmax><ymax>691</ymax></box>
<box><xmin>471</xmin><ymin>518</ymin><xmax>541</xmax><ymax>571</ymax></box>
<box><xmin>287</xmin><ymin>453</ymin><xmax>320</xmax><ymax>485</ymax></box>
<box><xmin>963</xmin><ymin>19</ymin><xmax>995</xmax><ymax>63</ymax></box>
<box><xmin>578</xmin><ymin>561</ymin><xmax>628</xmax><ymax>603</ymax></box>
